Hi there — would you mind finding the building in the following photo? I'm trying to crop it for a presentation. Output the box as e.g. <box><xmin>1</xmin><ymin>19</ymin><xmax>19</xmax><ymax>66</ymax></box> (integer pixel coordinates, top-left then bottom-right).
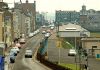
<box><xmin>36</xmin><ymin>12</ymin><xmax>45</xmax><ymax>28</ymax></box>
<box><xmin>81</xmin><ymin>38</ymin><xmax>100</xmax><ymax>58</ymax></box>
<box><xmin>58</xmin><ymin>23</ymin><xmax>90</xmax><ymax>37</ymax></box>
<box><xmin>14</xmin><ymin>0</ymin><xmax>36</xmax><ymax>36</ymax></box>
<box><xmin>0</xmin><ymin>2</ymin><xmax>9</xmax><ymax>42</ymax></box>
<box><xmin>0</xmin><ymin>2</ymin><xmax>14</xmax><ymax>46</ymax></box>
<box><xmin>79</xmin><ymin>5</ymin><xmax>100</xmax><ymax>32</ymax></box>
<box><xmin>55</xmin><ymin>10</ymin><xmax>80</xmax><ymax>24</ymax></box>
<box><xmin>58</xmin><ymin>23</ymin><xmax>90</xmax><ymax>48</ymax></box>
<box><xmin>0</xmin><ymin>12</ymin><xmax>3</xmax><ymax>42</ymax></box>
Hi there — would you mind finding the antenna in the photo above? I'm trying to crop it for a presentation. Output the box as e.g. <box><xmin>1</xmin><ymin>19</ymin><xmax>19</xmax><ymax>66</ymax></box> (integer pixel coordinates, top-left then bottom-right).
<box><xmin>83</xmin><ymin>0</ymin><xmax>86</xmax><ymax>5</ymax></box>
<box><xmin>20</xmin><ymin>0</ymin><xmax>22</xmax><ymax>4</ymax></box>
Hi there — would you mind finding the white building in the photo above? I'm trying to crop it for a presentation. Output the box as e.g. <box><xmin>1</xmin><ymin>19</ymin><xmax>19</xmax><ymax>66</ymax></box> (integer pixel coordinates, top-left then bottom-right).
<box><xmin>58</xmin><ymin>23</ymin><xmax>90</xmax><ymax>37</ymax></box>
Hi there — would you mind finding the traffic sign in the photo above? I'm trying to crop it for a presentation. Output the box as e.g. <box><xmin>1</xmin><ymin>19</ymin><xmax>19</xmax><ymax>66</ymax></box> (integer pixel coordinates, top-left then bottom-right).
<box><xmin>56</xmin><ymin>39</ymin><xmax>62</xmax><ymax>48</ymax></box>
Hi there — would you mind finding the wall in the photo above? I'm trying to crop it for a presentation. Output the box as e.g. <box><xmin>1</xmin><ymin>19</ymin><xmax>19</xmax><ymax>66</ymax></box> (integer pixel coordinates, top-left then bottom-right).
<box><xmin>82</xmin><ymin>40</ymin><xmax>100</xmax><ymax>57</ymax></box>
<box><xmin>0</xmin><ymin>12</ymin><xmax>3</xmax><ymax>42</ymax></box>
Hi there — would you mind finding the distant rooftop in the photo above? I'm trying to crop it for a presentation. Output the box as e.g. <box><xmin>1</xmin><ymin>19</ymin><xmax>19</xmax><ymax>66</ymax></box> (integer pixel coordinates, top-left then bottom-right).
<box><xmin>59</xmin><ymin>23</ymin><xmax>89</xmax><ymax>32</ymax></box>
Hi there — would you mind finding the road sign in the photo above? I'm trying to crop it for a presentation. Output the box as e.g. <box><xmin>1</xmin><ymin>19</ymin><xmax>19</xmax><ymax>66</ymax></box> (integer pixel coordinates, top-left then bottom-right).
<box><xmin>56</xmin><ymin>40</ymin><xmax>62</xmax><ymax>48</ymax></box>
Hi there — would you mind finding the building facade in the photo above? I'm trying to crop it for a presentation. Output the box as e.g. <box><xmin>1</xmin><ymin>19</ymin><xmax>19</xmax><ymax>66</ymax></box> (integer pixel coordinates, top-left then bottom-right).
<box><xmin>14</xmin><ymin>0</ymin><xmax>36</xmax><ymax>37</ymax></box>
<box><xmin>36</xmin><ymin>12</ymin><xmax>45</xmax><ymax>28</ymax></box>
<box><xmin>81</xmin><ymin>38</ymin><xmax>100</xmax><ymax>58</ymax></box>
<box><xmin>55</xmin><ymin>10</ymin><xmax>80</xmax><ymax>24</ymax></box>
<box><xmin>0</xmin><ymin>12</ymin><xmax>3</xmax><ymax>42</ymax></box>
<box><xmin>0</xmin><ymin>2</ymin><xmax>14</xmax><ymax>46</ymax></box>
<box><xmin>55</xmin><ymin>5</ymin><xmax>100</xmax><ymax>32</ymax></box>
<box><xmin>79</xmin><ymin>5</ymin><xmax>100</xmax><ymax>32</ymax></box>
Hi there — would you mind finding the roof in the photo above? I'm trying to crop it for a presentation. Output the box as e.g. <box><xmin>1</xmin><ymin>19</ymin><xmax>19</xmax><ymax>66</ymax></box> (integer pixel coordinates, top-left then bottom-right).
<box><xmin>14</xmin><ymin>2</ymin><xmax>35</xmax><ymax>15</ymax></box>
<box><xmin>59</xmin><ymin>23</ymin><xmax>89</xmax><ymax>32</ymax></box>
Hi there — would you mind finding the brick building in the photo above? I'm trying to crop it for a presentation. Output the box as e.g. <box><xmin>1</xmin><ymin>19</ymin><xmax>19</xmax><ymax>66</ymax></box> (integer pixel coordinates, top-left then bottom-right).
<box><xmin>14</xmin><ymin>0</ymin><xmax>36</xmax><ymax>35</ymax></box>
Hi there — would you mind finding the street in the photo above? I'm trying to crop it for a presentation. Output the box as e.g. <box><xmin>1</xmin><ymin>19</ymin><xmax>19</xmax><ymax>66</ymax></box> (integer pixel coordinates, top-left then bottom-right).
<box><xmin>47</xmin><ymin>29</ymin><xmax>100</xmax><ymax>70</ymax></box>
<box><xmin>1</xmin><ymin>1</ymin><xmax>100</xmax><ymax>70</ymax></box>
<box><xmin>8</xmin><ymin>33</ymin><xmax>51</xmax><ymax>70</ymax></box>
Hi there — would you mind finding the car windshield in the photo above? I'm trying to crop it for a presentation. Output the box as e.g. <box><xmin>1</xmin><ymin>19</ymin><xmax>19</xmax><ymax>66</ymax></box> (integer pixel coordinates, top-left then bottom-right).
<box><xmin>70</xmin><ymin>49</ymin><xmax>76</xmax><ymax>52</ymax></box>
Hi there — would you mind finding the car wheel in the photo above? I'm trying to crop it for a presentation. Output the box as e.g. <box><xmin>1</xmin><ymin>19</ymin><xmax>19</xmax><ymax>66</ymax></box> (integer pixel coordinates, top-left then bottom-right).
<box><xmin>68</xmin><ymin>54</ymin><xmax>70</xmax><ymax>56</ymax></box>
<box><xmin>30</xmin><ymin>56</ymin><xmax>32</xmax><ymax>58</ymax></box>
<box><xmin>10</xmin><ymin>59</ymin><xmax>15</xmax><ymax>63</ymax></box>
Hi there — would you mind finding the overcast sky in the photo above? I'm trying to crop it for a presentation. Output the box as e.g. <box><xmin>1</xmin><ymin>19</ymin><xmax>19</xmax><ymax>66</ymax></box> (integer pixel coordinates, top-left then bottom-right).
<box><xmin>3</xmin><ymin>0</ymin><xmax>100</xmax><ymax>12</ymax></box>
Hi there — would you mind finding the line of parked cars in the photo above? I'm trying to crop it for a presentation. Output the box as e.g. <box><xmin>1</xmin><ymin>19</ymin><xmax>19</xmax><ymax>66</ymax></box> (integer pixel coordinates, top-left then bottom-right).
<box><xmin>9</xmin><ymin>37</ymin><xmax>33</xmax><ymax>63</ymax></box>
<box><xmin>42</xmin><ymin>30</ymin><xmax>51</xmax><ymax>38</ymax></box>
<box><xmin>9</xmin><ymin>44</ymin><xmax>20</xmax><ymax>63</ymax></box>
<box><xmin>9</xmin><ymin>38</ymin><xmax>26</xmax><ymax>63</ymax></box>
<box><xmin>28</xmin><ymin>29</ymin><xmax>40</xmax><ymax>38</ymax></box>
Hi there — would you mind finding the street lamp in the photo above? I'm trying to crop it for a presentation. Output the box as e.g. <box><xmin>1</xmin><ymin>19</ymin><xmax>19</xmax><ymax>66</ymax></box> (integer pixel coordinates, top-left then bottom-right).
<box><xmin>80</xmin><ymin>31</ymin><xmax>89</xmax><ymax>70</ymax></box>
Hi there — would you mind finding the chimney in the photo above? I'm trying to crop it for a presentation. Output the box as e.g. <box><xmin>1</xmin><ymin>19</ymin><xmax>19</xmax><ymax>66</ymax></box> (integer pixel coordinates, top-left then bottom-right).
<box><xmin>26</xmin><ymin>0</ymin><xmax>28</xmax><ymax>3</ymax></box>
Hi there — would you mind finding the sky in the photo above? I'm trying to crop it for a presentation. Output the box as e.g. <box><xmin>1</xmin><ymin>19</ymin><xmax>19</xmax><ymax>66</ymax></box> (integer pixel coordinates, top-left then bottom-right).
<box><xmin>3</xmin><ymin>0</ymin><xmax>100</xmax><ymax>13</ymax></box>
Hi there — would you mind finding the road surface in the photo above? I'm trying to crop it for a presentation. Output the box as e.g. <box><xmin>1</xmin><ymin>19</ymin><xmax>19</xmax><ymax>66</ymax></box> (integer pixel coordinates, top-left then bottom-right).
<box><xmin>9</xmin><ymin>33</ymin><xmax>51</xmax><ymax>70</ymax></box>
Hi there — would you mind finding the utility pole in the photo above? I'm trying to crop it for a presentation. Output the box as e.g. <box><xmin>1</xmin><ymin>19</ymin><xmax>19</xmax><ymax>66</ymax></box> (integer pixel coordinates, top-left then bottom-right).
<box><xmin>19</xmin><ymin>0</ymin><xmax>23</xmax><ymax>37</ymax></box>
<box><xmin>11</xmin><ymin>11</ymin><xmax>14</xmax><ymax>46</ymax></box>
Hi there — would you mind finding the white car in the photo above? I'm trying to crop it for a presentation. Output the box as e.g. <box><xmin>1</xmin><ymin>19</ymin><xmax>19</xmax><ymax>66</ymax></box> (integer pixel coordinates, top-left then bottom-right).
<box><xmin>50</xmin><ymin>26</ymin><xmax>54</xmax><ymax>30</ymax></box>
<box><xmin>10</xmin><ymin>47</ymin><xmax>20</xmax><ymax>56</ymax></box>
<box><xmin>36</xmin><ymin>29</ymin><xmax>40</xmax><ymax>33</ymax></box>
<box><xmin>29</xmin><ymin>33</ymin><xmax>34</xmax><ymax>37</ymax></box>
<box><xmin>25</xmin><ymin>49</ymin><xmax>33</xmax><ymax>58</ymax></box>
<box><xmin>68</xmin><ymin>49</ymin><xmax>77</xmax><ymax>56</ymax></box>
<box><xmin>9</xmin><ymin>51</ymin><xmax>16</xmax><ymax>63</ymax></box>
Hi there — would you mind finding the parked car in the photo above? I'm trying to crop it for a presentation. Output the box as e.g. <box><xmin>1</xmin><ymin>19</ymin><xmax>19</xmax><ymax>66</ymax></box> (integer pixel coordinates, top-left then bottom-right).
<box><xmin>42</xmin><ymin>25</ymin><xmax>46</xmax><ymax>28</ymax></box>
<box><xmin>46</xmin><ymin>29</ymin><xmax>51</xmax><ymax>33</ymax></box>
<box><xmin>36</xmin><ymin>29</ymin><xmax>40</xmax><ymax>33</ymax></box>
<box><xmin>15</xmin><ymin>43</ymin><xmax>21</xmax><ymax>49</ymax></box>
<box><xmin>50</xmin><ymin>26</ymin><xmax>54</xmax><ymax>30</ymax></box>
<box><xmin>28</xmin><ymin>33</ymin><xmax>34</xmax><ymax>38</ymax></box>
<box><xmin>25</xmin><ymin>49</ymin><xmax>33</xmax><ymax>58</ymax></box>
<box><xmin>19</xmin><ymin>38</ymin><xmax>26</xmax><ymax>44</ymax></box>
<box><xmin>68</xmin><ymin>49</ymin><xmax>77</xmax><ymax>56</ymax></box>
<box><xmin>10</xmin><ymin>47</ymin><xmax>20</xmax><ymax>56</ymax></box>
<box><xmin>9</xmin><ymin>51</ymin><xmax>16</xmax><ymax>63</ymax></box>
<box><xmin>42</xmin><ymin>30</ymin><xmax>46</xmax><ymax>34</ymax></box>
<box><xmin>44</xmin><ymin>32</ymin><xmax>51</xmax><ymax>37</ymax></box>
<box><xmin>12</xmin><ymin>47</ymin><xmax>20</xmax><ymax>53</ymax></box>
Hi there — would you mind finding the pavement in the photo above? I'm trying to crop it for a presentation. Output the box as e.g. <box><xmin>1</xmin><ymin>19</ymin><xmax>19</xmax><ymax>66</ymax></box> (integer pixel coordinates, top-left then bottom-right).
<box><xmin>5</xmin><ymin>46</ymin><xmax>11</xmax><ymax>70</ymax></box>
<box><xmin>5</xmin><ymin>55</ymin><xmax>9</xmax><ymax>70</ymax></box>
<box><xmin>4</xmin><ymin>38</ymin><xmax>28</xmax><ymax>70</ymax></box>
